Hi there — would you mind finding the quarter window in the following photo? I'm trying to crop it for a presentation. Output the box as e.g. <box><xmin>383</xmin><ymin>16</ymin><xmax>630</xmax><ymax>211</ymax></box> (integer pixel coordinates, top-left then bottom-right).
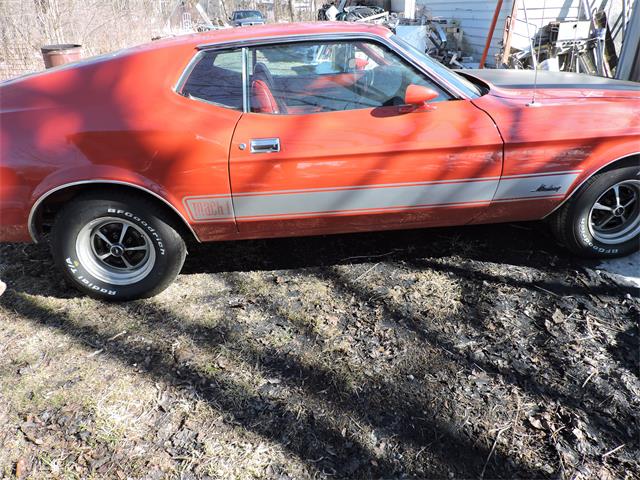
<box><xmin>181</xmin><ymin>49</ymin><xmax>243</xmax><ymax>109</ymax></box>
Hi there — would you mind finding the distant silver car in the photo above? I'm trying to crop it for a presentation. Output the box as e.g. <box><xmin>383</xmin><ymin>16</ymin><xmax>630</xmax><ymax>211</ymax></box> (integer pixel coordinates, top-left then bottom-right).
<box><xmin>230</xmin><ymin>10</ymin><xmax>265</xmax><ymax>27</ymax></box>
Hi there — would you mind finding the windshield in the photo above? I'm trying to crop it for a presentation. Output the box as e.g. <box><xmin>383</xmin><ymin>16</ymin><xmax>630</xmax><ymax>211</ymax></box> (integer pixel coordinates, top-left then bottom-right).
<box><xmin>390</xmin><ymin>35</ymin><xmax>482</xmax><ymax>98</ymax></box>
<box><xmin>235</xmin><ymin>11</ymin><xmax>262</xmax><ymax>19</ymax></box>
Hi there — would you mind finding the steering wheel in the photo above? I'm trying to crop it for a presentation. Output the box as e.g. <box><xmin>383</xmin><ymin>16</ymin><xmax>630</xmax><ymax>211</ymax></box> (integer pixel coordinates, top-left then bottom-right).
<box><xmin>367</xmin><ymin>65</ymin><xmax>376</xmax><ymax>90</ymax></box>
<box><xmin>353</xmin><ymin>66</ymin><xmax>375</xmax><ymax>100</ymax></box>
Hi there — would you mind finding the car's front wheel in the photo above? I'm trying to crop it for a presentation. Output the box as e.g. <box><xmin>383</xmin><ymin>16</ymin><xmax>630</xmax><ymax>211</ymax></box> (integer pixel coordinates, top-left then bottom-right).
<box><xmin>550</xmin><ymin>164</ymin><xmax>640</xmax><ymax>258</ymax></box>
<box><xmin>51</xmin><ymin>191</ymin><xmax>187</xmax><ymax>300</ymax></box>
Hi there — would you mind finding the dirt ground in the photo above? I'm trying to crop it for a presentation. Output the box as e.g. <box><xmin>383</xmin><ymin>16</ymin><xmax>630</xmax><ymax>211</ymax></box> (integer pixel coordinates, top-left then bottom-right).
<box><xmin>0</xmin><ymin>221</ymin><xmax>638</xmax><ymax>479</ymax></box>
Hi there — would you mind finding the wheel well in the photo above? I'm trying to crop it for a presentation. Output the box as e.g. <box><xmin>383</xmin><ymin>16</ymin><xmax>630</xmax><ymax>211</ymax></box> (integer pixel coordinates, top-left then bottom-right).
<box><xmin>544</xmin><ymin>153</ymin><xmax>639</xmax><ymax>219</ymax></box>
<box><xmin>600</xmin><ymin>154</ymin><xmax>639</xmax><ymax>173</ymax></box>
<box><xmin>31</xmin><ymin>183</ymin><xmax>199</xmax><ymax>243</ymax></box>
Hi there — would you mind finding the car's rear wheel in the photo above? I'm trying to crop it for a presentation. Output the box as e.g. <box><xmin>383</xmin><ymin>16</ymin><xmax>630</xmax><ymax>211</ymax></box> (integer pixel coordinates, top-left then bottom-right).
<box><xmin>51</xmin><ymin>191</ymin><xmax>186</xmax><ymax>300</ymax></box>
<box><xmin>550</xmin><ymin>165</ymin><xmax>640</xmax><ymax>258</ymax></box>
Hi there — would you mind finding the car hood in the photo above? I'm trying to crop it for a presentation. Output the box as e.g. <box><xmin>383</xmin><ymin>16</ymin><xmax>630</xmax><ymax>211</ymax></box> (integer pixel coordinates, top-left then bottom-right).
<box><xmin>461</xmin><ymin>69</ymin><xmax>640</xmax><ymax>100</ymax></box>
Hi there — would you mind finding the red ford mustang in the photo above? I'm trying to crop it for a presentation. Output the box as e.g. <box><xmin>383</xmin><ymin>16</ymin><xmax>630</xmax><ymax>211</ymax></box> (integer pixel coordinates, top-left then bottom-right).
<box><xmin>1</xmin><ymin>23</ymin><xmax>639</xmax><ymax>300</ymax></box>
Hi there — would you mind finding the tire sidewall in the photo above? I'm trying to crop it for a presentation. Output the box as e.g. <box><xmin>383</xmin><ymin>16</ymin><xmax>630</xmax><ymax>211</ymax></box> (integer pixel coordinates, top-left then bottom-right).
<box><xmin>53</xmin><ymin>199</ymin><xmax>182</xmax><ymax>300</ymax></box>
<box><xmin>571</xmin><ymin>167</ymin><xmax>640</xmax><ymax>257</ymax></box>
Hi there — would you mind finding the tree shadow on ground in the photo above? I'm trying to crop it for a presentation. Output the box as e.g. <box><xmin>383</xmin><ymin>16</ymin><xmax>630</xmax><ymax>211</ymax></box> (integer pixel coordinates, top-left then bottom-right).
<box><xmin>2</xmin><ymin>288</ymin><xmax>548</xmax><ymax>478</ymax></box>
<box><xmin>182</xmin><ymin>221</ymin><xmax>636</xmax><ymax>298</ymax></box>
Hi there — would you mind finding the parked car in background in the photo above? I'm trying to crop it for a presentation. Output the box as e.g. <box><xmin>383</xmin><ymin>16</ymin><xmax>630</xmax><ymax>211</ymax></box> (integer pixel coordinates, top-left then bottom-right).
<box><xmin>1</xmin><ymin>23</ymin><xmax>639</xmax><ymax>300</ymax></box>
<box><xmin>230</xmin><ymin>10</ymin><xmax>265</xmax><ymax>27</ymax></box>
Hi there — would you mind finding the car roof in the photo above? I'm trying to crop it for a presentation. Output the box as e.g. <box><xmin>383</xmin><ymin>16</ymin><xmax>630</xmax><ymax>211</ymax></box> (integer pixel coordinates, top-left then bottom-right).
<box><xmin>151</xmin><ymin>22</ymin><xmax>392</xmax><ymax>51</ymax></box>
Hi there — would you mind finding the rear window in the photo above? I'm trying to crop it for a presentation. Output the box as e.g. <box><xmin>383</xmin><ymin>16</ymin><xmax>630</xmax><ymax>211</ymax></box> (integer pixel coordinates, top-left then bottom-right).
<box><xmin>180</xmin><ymin>49</ymin><xmax>243</xmax><ymax>109</ymax></box>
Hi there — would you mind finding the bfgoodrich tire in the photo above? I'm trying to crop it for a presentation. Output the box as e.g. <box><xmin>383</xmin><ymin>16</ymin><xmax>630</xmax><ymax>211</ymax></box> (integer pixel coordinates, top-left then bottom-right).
<box><xmin>550</xmin><ymin>165</ymin><xmax>640</xmax><ymax>258</ymax></box>
<box><xmin>51</xmin><ymin>191</ymin><xmax>187</xmax><ymax>300</ymax></box>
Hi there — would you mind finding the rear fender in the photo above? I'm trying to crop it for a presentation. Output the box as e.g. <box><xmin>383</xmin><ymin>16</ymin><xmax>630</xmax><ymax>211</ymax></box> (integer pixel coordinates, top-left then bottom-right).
<box><xmin>28</xmin><ymin>166</ymin><xmax>198</xmax><ymax>242</ymax></box>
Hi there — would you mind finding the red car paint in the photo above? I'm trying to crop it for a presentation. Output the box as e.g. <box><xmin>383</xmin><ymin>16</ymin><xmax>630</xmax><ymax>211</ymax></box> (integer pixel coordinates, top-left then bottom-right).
<box><xmin>1</xmin><ymin>22</ymin><xmax>639</xmax><ymax>244</ymax></box>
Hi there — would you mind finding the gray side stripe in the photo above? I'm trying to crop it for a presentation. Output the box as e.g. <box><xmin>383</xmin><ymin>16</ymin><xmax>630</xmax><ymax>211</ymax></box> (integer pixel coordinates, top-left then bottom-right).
<box><xmin>233</xmin><ymin>179</ymin><xmax>498</xmax><ymax>219</ymax></box>
<box><xmin>231</xmin><ymin>170</ymin><xmax>581</xmax><ymax>197</ymax></box>
<box><xmin>182</xmin><ymin>171</ymin><xmax>582</xmax><ymax>222</ymax></box>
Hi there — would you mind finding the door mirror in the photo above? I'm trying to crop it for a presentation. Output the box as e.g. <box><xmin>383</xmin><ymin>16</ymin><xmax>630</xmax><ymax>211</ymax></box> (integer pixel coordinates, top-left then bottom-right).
<box><xmin>404</xmin><ymin>85</ymin><xmax>439</xmax><ymax>106</ymax></box>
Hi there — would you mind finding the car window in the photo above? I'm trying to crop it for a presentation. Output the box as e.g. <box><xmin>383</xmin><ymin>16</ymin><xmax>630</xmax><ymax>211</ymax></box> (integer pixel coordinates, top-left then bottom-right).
<box><xmin>181</xmin><ymin>49</ymin><xmax>243</xmax><ymax>109</ymax></box>
<box><xmin>390</xmin><ymin>34</ymin><xmax>482</xmax><ymax>98</ymax></box>
<box><xmin>248</xmin><ymin>40</ymin><xmax>449</xmax><ymax>115</ymax></box>
<box><xmin>235</xmin><ymin>11</ymin><xmax>262</xmax><ymax>19</ymax></box>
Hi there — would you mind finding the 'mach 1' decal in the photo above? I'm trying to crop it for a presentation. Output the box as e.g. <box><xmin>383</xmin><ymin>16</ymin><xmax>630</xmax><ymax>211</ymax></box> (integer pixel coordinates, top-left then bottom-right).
<box><xmin>183</xmin><ymin>196</ymin><xmax>234</xmax><ymax>222</ymax></box>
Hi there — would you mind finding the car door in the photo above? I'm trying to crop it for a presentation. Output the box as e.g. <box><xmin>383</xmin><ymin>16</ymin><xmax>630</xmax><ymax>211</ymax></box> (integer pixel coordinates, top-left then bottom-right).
<box><xmin>229</xmin><ymin>38</ymin><xmax>504</xmax><ymax>237</ymax></box>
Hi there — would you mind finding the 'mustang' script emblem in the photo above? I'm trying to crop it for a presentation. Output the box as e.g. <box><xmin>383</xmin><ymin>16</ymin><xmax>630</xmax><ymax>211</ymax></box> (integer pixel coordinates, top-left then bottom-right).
<box><xmin>532</xmin><ymin>184</ymin><xmax>563</xmax><ymax>193</ymax></box>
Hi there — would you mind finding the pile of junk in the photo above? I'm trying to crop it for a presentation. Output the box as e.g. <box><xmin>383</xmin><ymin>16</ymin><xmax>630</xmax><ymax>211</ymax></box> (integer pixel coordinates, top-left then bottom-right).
<box><xmin>494</xmin><ymin>0</ymin><xmax>637</xmax><ymax>80</ymax></box>
<box><xmin>318</xmin><ymin>0</ymin><xmax>472</xmax><ymax>68</ymax></box>
<box><xmin>317</xmin><ymin>0</ymin><xmax>638</xmax><ymax>79</ymax></box>
<box><xmin>318</xmin><ymin>0</ymin><xmax>393</xmax><ymax>23</ymax></box>
<box><xmin>499</xmin><ymin>11</ymin><xmax>621</xmax><ymax>76</ymax></box>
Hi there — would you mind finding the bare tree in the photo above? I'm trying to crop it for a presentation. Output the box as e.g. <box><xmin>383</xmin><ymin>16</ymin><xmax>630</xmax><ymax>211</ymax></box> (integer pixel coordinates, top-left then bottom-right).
<box><xmin>0</xmin><ymin>0</ymin><xmax>318</xmax><ymax>80</ymax></box>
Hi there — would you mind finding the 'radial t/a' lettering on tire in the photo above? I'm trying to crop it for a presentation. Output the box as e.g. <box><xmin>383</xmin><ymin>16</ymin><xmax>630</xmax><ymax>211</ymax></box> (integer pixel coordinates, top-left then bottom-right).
<box><xmin>51</xmin><ymin>191</ymin><xmax>187</xmax><ymax>300</ymax></box>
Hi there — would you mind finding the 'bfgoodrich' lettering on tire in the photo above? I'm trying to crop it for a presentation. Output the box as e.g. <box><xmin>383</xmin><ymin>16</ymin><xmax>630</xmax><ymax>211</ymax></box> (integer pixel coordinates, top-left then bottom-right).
<box><xmin>579</xmin><ymin>217</ymin><xmax>619</xmax><ymax>255</ymax></box>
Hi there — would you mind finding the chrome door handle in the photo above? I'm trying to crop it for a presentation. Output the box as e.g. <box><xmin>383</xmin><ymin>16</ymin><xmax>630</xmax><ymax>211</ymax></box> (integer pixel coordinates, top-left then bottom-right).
<box><xmin>250</xmin><ymin>138</ymin><xmax>280</xmax><ymax>153</ymax></box>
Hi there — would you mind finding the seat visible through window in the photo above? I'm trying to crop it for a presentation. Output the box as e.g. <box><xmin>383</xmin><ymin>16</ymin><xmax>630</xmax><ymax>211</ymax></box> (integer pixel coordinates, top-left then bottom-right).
<box><xmin>250</xmin><ymin>62</ymin><xmax>287</xmax><ymax>114</ymax></box>
<box><xmin>247</xmin><ymin>40</ymin><xmax>448</xmax><ymax>115</ymax></box>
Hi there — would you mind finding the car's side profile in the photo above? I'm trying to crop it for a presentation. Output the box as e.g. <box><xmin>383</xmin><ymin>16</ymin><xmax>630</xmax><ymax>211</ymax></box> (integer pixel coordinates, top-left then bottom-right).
<box><xmin>1</xmin><ymin>23</ymin><xmax>639</xmax><ymax>300</ymax></box>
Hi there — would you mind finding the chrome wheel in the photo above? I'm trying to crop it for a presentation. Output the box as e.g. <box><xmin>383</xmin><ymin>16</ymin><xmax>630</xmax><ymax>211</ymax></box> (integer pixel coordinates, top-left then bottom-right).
<box><xmin>75</xmin><ymin>217</ymin><xmax>156</xmax><ymax>285</ymax></box>
<box><xmin>588</xmin><ymin>180</ymin><xmax>640</xmax><ymax>244</ymax></box>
